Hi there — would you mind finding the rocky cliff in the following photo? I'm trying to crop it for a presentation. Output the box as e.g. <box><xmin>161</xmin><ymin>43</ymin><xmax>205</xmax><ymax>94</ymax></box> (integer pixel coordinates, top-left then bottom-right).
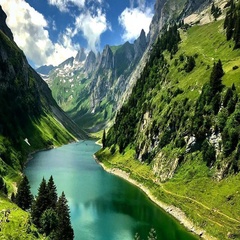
<box><xmin>46</xmin><ymin>29</ymin><xmax>148</xmax><ymax>132</ymax></box>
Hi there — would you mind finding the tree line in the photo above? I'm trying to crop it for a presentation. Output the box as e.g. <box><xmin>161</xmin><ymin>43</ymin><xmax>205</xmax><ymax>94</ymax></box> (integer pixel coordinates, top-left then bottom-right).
<box><xmin>224</xmin><ymin>0</ymin><xmax>240</xmax><ymax>49</ymax></box>
<box><xmin>13</xmin><ymin>175</ymin><xmax>74</xmax><ymax>239</ymax></box>
<box><xmin>102</xmin><ymin>8</ymin><xmax>240</xmax><ymax>174</ymax></box>
<box><xmin>104</xmin><ymin>24</ymin><xmax>181</xmax><ymax>154</ymax></box>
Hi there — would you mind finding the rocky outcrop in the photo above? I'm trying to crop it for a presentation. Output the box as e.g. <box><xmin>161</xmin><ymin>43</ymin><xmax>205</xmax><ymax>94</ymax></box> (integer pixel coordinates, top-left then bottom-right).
<box><xmin>148</xmin><ymin>0</ymin><xmax>210</xmax><ymax>45</ymax></box>
<box><xmin>134</xmin><ymin>29</ymin><xmax>147</xmax><ymax>60</ymax></box>
<box><xmin>84</xmin><ymin>50</ymin><xmax>96</xmax><ymax>73</ymax></box>
<box><xmin>75</xmin><ymin>48</ymin><xmax>86</xmax><ymax>62</ymax></box>
<box><xmin>97</xmin><ymin>45</ymin><xmax>114</xmax><ymax>70</ymax></box>
<box><xmin>36</xmin><ymin>65</ymin><xmax>54</xmax><ymax>75</ymax></box>
<box><xmin>46</xmin><ymin>29</ymin><xmax>149</xmax><ymax>131</ymax></box>
<box><xmin>147</xmin><ymin>0</ymin><xmax>168</xmax><ymax>45</ymax></box>
<box><xmin>58</xmin><ymin>57</ymin><xmax>74</xmax><ymax>68</ymax></box>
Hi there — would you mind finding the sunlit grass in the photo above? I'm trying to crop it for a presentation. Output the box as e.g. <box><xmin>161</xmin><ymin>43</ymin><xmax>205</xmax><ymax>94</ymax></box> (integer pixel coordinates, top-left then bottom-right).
<box><xmin>96</xmin><ymin>18</ymin><xmax>240</xmax><ymax>240</ymax></box>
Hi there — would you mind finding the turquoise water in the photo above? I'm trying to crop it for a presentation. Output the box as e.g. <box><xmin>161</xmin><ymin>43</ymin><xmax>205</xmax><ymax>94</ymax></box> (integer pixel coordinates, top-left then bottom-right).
<box><xmin>24</xmin><ymin>140</ymin><xmax>198</xmax><ymax>240</ymax></box>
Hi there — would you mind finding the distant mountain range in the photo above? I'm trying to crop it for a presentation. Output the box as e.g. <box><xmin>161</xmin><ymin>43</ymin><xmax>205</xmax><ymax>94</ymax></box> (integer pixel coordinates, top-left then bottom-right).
<box><xmin>37</xmin><ymin>30</ymin><xmax>147</xmax><ymax>132</ymax></box>
<box><xmin>36</xmin><ymin>64</ymin><xmax>54</xmax><ymax>75</ymax></box>
<box><xmin>37</xmin><ymin>0</ymin><xmax>211</xmax><ymax>133</ymax></box>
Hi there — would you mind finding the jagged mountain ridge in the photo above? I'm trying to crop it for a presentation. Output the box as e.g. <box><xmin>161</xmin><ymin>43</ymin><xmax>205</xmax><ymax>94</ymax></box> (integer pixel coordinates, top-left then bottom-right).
<box><xmin>43</xmin><ymin>0</ymin><xmax>210</xmax><ymax>133</ymax></box>
<box><xmin>46</xmin><ymin>0</ymin><xmax>212</xmax><ymax>131</ymax></box>
<box><xmin>45</xmin><ymin>30</ymin><xmax>148</xmax><ymax>132</ymax></box>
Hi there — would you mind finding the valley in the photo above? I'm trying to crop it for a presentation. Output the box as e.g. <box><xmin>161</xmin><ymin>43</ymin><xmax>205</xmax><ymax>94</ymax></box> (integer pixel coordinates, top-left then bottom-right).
<box><xmin>1</xmin><ymin>0</ymin><xmax>240</xmax><ymax>239</ymax></box>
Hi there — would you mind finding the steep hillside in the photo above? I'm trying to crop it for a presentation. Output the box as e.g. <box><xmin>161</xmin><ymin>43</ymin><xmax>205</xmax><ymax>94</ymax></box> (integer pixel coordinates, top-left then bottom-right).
<box><xmin>0</xmin><ymin>6</ymin><xmax>83</xmax><ymax>238</ymax></box>
<box><xmin>0</xmin><ymin>3</ymin><xmax>87</xmax><ymax>185</ymax></box>
<box><xmin>97</xmin><ymin>1</ymin><xmax>240</xmax><ymax>239</ymax></box>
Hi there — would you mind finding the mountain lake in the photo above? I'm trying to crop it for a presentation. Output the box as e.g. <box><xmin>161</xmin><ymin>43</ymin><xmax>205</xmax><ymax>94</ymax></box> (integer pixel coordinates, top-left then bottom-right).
<box><xmin>24</xmin><ymin>140</ymin><xmax>198</xmax><ymax>240</ymax></box>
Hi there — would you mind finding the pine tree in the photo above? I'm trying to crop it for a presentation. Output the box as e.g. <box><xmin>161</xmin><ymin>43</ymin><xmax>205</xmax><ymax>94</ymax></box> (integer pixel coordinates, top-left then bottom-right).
<box><xmin>224</xmin><ymin>0</ymin><xmax>240</xmax><ymax>48</ymax></box>
<box><xmin>47</xmin><ymin>175</ymin><xmax>58</xmax><ymax>209</ymax></box>
<box><xmin>210</xmin><ymin>60</ymin><xmax>224</xmax><ymax>94</ymax></box>
<box><xmin>102</xmin><ymin>129</ymin><xmax>106</xmax><ymax>148</ymax></box>
<box><xmin>55</xmin><ymin>192</ymin><xmax>74</xmax><ymax>240</ymax></box>
<box><xmin>0</xmin><ymin>177</ymin><xmax>4</xmax><ymax>190</ymax></box>
<box><xmin>224</xmin><ymin>0</ymin><xmax>234</xmax><ymax>39</ymax></box>
<box><xmin>31</xmin><ymin>178</ymin><xmax>49</xmax><ymax>227</ymax></box>
<box><xmin>11</xmin><ymin>192</ymin><xmax>16</xmax><ymax>203</ymax></box>
<box><xmin>40</xmin><ymin>208</ymin><xmax>58</xmax><ymax>236</ymax></box>
<box><xmin>202</xmin><ymin>140</ymin><xmax>216</xmax><ymax>167</ymax></box>
<box><xmin>233</xmin><ymin>9</ymin><xmax>240</xmax><ymax>49</ymax></box>
<box><xmin>15</xmin><ymin>175</ymin><xmax>33</xmax><ymax>210</ymax></box>
<box><xmin>211</xmin><ymin>3</ymin><xmax>216</xmax><ymax>15</ymax></box>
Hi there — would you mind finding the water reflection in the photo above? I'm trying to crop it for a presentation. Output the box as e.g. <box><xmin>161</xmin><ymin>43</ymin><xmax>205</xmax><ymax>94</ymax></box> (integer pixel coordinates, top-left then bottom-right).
<box><xmin>25</xmin><ymin>141</ymin><xmax>197</xmax><ymax>240</ymax></box>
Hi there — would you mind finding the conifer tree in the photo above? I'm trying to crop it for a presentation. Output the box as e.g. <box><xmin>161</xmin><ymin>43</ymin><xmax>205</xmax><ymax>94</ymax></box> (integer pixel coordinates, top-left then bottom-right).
<box><xmin>15</xmin><ymin>175</ymin><xmax>33</xmax><ymax>210</ymax></box>
<box><xmin>211</xmin><ymin>2</ymin><xmax>222</xmax><ymax>20</ymax></box>
<box><xmin>11</xmin><ymin>192</ymin><xmax>16</xmax><ymax>203</ymax></box>
<box><xmin>233</xmin><ymin>10</ymin><xmax>240</xmax><ymax>49</ymax></box>
<box><xmin>31</xmin><ymin>178</ymin><xmax>49</xmax><ymax>227</ymax></box>
<box><xmin>210</xmin><ymin>59</ymin><xmax>224</xmax><ymax>94</ymax></box>
<box><xmin>40</xmin><ymin>208</ymin><xmax>58</xmax><ymax>236</ymax></box>
<box><xmin>102</xmin><ymin>129</ymin><xmax>106</xmax><ymax>148</ymax></box>
<box><xmin>0</xmin><ymin>177</ymin><xmax>4</xmax><ymax>192</ymax></box>
<box><xmin>47</xmin><ymin>175</ymin><xmax>58</xmax><ymax>209</ymax></box>
<box><xmin>55</xmin><ymin>192</ymin><xmax>74</xmax><ymax>240</ymax></box>
<box><xmin>224</xmin><ymin>0</ymin><xmax>240</xmax><ymax>48</ymax></box>
<box><xmin>0</xmin><ymin>177</ymin><xmax>4</xmax><ymax>189</ymax></box>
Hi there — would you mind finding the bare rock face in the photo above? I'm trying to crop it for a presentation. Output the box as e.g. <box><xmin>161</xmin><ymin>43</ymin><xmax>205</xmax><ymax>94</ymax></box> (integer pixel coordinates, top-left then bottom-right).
<box><xmin>75</xmin><ymin>48</ymin><xmax>86</xmax><ymax>62</ymax></box>
<box><xmin>84</xmin><ymin>50</ymin><xmax>96</xmax><ymax>73</ymax></box>
<box><xmin>148</xmin><ymin>0</ymin><xmax>210</xmax><ymax>45</ymax></box>
<box><xmin>0</xmin><ymin>5</ymin><xmax>13</xmax><ymax>41</ymax></box>
<box><xmin>148</xmin><ymin>0</ymin><xmax>168</xmax><ymax>45</ymax></box>
<box><xmin>58</xmin><ymin>57</ymin><xmax>74</xmax><ymax>68</ymax></box>
<box><xmin>134</xmin><ymin>29</ymin><xmax>147</xmax><ymax>60</ymax></box>
<box><xmin>97</xmin><ymin>45</ymin><xmax>114</xmax><ymax>70</ymax></box>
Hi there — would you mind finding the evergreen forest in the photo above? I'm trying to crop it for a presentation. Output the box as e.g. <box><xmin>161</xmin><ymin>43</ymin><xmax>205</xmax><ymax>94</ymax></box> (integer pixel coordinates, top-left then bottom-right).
<box><xmin>96</xmin><ymin>1</ymin><xmax>240</xmax><ymax>239</ymax></box>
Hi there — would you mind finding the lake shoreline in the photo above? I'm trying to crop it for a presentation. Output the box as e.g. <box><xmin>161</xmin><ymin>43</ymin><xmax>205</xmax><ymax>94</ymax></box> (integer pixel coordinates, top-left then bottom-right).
<box><xmin>94</xmin><ymin>155</ymin><xmax>216</xmax><ymax>240</ymax></box>
<box><xmin>25</xmin><ymin>139</ymin><xmax>80</xmax><ymax>168</ymax></box>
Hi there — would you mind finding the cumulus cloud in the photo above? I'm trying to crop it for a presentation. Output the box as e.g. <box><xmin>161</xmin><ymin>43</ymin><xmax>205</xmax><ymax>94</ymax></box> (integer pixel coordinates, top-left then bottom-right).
<box><xmin>47</xmin><ymin>0</ymin><xmax>103</xmax><ymax>12</ymax></box>
<box><xmin>1</xmin><ymin>0</ymin><xmax>78</xmax><ymax>67</ymax></box>
<box><xmin>74</xmin><ymin>9</ymin><xmax>110</xmax><ymax>53</ymax></box>
<box><xmin>48</xmin><ymin>0</ymin><xmax>85</xmax><ymax>12</ymax></box>
<box><xmin>119</xmin><ymin>0</ymin><xmax>153</xmax><ymax>42</ymax></box>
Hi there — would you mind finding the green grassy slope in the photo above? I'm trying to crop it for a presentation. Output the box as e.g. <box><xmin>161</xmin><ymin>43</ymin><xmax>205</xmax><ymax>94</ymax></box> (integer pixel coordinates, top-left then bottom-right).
<box><xmin>97</xmin><ymin>17</ymin><xmax>240</xmax><ymax>240</ymax></box>
<box><xmin>0</xmin><ymin>12</ymin><xmax>78</xmax><ymax>238</ymax></box>
<box><xmin>0</xmin><ymin>194</ymin><xmax>43</xmax><ymax>239</ymax></box>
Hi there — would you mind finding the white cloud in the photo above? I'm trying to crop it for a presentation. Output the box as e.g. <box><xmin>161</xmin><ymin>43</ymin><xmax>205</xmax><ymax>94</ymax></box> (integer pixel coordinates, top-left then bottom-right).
<box><xmin>74</xmin><ymin>9</ymin><xmax>110</xmax><ymax>53</ymax></box>
<box><xmin>119</xmin><ymin>1</ymin><xmax>153</xmax><ymax>42</ymax></box>
<box><xmin>48</xmin><ymin>0</ymin><xmax>85</xmax><ymax>12</ymax></box>
<box><xmin>1</xmin><ymin>0</ymin><xmax>78</xmax><ymax>67</ymax></box>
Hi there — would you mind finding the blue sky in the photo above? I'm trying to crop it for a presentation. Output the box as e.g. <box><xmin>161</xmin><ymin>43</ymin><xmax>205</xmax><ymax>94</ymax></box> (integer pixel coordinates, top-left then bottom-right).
<box><xmin>1</xmin><ymin>0</ymin><xmax>155</xmax><ymax>67</ymax></box>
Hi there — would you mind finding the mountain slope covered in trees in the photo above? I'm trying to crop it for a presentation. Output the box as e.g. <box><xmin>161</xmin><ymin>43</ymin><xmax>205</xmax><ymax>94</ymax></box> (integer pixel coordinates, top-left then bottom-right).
<box><xmin>0</xmin><ymin>5</ymin><xmax>79</xmax><ymax>238</ymax></box>
<box><xmin>44</xmin><ymin>0</ymin><xmax>211</xmax><ymax>133</ymax></box>
<box><xmin>97</xmin><ymin>1</ymin><xmax>240</xmax><ymax>239</ymax></box>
